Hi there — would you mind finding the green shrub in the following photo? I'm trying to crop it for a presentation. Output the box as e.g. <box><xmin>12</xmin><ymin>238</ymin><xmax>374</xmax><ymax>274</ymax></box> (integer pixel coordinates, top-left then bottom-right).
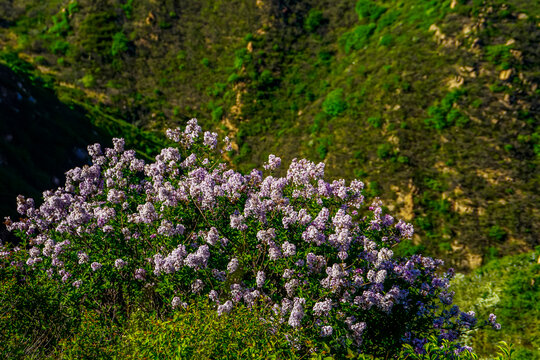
<box><xmin>50</xmin><ymin>40</ymin><xmax>70</xmax><ymax>55</ymax></box>
<box><xmin>0</xmin><ymin>264</ymin><xmax>75</xmax><ymax>358</ymax></box>
<box><xmin>489</xmin><ymin>83</ymin><xmax>508</xmax><ymax>93</ymax></box>
<box><xmin>80</xmin><ymin>74</ymin><xmax>95</xmax><ymax>88</ymax></box>
<box><xmin>367</xmin><ymin>116</ymin><xmax>382</xmax><ymax>128</ymax></box>
<box><xmin>234</xmin><ymin>49</ymin><xmax>251</xmax><ymax>69</ymax></box>
<box><xmin>227</xmin><ymin>73</ymin><xmax>240</xmax><ymax>83</ymax></box>
<box><xmin>67</xmin><ymin>1</ymin><xmax>80</xmax><ymax>15</ymax></box>
<box><xmin>211</xmin><ymin>106</ymin><xmax>224</xmax><ymax>122</ymax></box>
<box><xmin>377</xmin><ymin>10</ymin><xmax>400</xmax><ymax>29</ymax></box>
<box><xmin>305</xmin><ymin>9</ymin><xmax>324</xmax><ymax>32</ymax></box>
<box><xmin>488</xmin><ymin>225</ymin><xmax>507</xmax><ymax>242</ymax></box>
<box><xmin>318</xmin><ymin>50</ymin><xmax>333</xmax><ymax>63</ymax></box>
<box><xmin>323</xmin><ymin>88</ymin><xmax>347</xmax><ymax>117</ymax></box>
<box><xmin>429</xmin><ymin>198</ymin><xmax>451</xmax><ymax>214</ymax></box>
<box><xmin>377</xmin><ymin>143</ymin><xmax>392</xmax><ymax>159</ymax></box>
<box><xmin>340</xmin><ymin>24</ymin><xmax>376</xmax><ymax>53</ymax></box>
<box><xmin>425</xmin><ymin>90</ymin><xmax>469</xmax><ymax>130</ymax></box>
<box><xmin>53</xmin><ymin>310</ymin><xmax>120</xmax><ymax>360</ymax></box>
<box><xmin>258</xmin><ymin>69</ymin><xmax>274</xmax><ymax>87</ymax></box>
<box><xmin>379</xmin><ymin>34</ymin><xmax>393</xmax><ymax>46</ymax></box>
<box><xmin>485</xmin><ymin>44</ymin><xmax>513</xmax><ymax>68</ymax></box>
<box><xmin>111</xmin><ymin>32</ymin><xmax>129</xmax><ymax>57</ymax></box>
<box><xmin>451</xmin><ymin>250</ymin><xmax>540</xmax><ymax>358</ymax></box>
<box><xmin>34</xmin><ymin>55</ymin><xmax>47</xmax><ymax>65</ymax></box>
<box><xmin>48</xmin><ymin>12</ymin><xmax>70</xmax><ymax>37</ymax></box>
<box><xmin>311</xmin><ymin>112</ymin><xmax>330</xmax><ymax>133</ymax></box>
<box><xmin>366</xmin><ymin>180</ymin><xmax>382</xmax><ymax>197</ymax></box>
<box><xmin>355</xmin><ymin>0</ymin><xmax>387</xmax><ymax>22</ymax></box>
<box><xmin>317</xmin><ymin>137</ymin><xmax>331</xmax><ymax>159</ymax></box>
<box><xmin>78</xmin><ymin>12</ymin><xmax>118</xmax><ymax>58</ymax></box>
<box><xmin>121</xmin><ymin>0</ymin><xmax>134</xmax><ymax>19</ymax></box>
<box><xmin>397</xmin><ymin>155</ymin><xmax>409</xmax><ymax>164</ymax></box>
<box><xmin>159</xmin><ymin>21</ymin><xmax>172</xmax><ymax>30</ymax></box>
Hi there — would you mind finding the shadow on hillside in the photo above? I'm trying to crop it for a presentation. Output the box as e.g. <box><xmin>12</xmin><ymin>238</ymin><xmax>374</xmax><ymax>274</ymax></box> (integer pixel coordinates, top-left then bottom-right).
<box><xmin>0</xmin><ymin>63</ymin><xmax>112</xmax><ymax>243</ymax></box>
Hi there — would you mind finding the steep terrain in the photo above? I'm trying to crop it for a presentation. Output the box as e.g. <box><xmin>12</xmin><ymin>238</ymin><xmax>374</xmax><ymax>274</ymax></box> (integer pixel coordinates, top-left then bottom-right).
<box><xmin>0</xmin><ymin>0</ymin><xmax>539</xmax><ymax>269</ymax></box>
<box><xmin>0</xmin><ymin>54</ymin><xmax>165</xmax><ymax>221</ymax></box>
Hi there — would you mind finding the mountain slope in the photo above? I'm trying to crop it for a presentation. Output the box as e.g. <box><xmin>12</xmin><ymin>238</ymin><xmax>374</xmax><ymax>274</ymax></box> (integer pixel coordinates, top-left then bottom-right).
<box><xmin>0</xmin><ymin>53</ymin><xmax>165</xmax><ymax>223</ymax></box>
<box><xmin>0</xmin><ymin>0</ymin><xmax>538</xmax><ymax>268</ymax></box>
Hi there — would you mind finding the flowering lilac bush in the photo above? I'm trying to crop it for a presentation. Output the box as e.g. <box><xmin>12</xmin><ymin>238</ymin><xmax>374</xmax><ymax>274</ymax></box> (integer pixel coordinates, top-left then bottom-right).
<box><xmin>1</xmin><ymin>119</ymin><xmax>499</xmax><ymax>357</ymax></box>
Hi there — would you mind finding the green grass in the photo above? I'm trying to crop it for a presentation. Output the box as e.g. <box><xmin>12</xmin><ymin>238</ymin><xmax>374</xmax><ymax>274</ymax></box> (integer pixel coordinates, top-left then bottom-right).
<box><xmin>451</xmin><ymin>248</ymin><xmax>540</xmax><ymax>359</ymax></box>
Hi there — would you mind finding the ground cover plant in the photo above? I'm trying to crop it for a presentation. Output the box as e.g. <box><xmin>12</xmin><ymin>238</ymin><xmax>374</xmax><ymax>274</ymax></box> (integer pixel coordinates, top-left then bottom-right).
<box><xmin>0</xmin><ymin>120</ymin><xmax>503</xmax><ymax>359</ymax></box>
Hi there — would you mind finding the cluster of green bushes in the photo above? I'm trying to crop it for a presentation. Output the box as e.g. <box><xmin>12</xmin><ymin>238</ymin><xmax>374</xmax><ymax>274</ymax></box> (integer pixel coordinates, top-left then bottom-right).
<box><xmin>425</xmin><ymin>90</ymin><xmax>470</xmax><ymax>130</ymax></box>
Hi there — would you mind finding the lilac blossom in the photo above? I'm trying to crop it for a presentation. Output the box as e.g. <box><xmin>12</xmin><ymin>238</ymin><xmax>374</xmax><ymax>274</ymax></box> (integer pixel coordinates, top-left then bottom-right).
<box><xmin>288</xmin><ymin>297</ymin><xmax>305</xmax><ymax>328</ymax></box>
<box><xmin>313</xmin><ymin>298</ymin><xmax>333</xmax><ymax>317</ymax></box>
<box><xmin>227</xmin><ymin>258</ymin><xmax>239</xmax><ymax>273</ymax></box>
<box><xmin>263</xmin><ymin>154</ymin><xmax>281</xmax><ymax>171</ymax></box>
<box><xmin>191</xmin><ymin>279</ymin><xmax>204</xmax><ymax>293</ymax></box>
<box><xmin>320</xmin><ymin>326</ymin><xmax>333</xmax><ymax>337</ymax></box>
<box><xmin>134</xmin><ymin>268</ymin><xmax>146</xmax><ymax>281</ymax></box>
<box><xmin>256</xmin><ymin>271</ymin><xmax>266</xmax><ymax>288</ymax></box>
<box><xmin>115</xmin><ymin>258</ymin><xmax>127</xmax><ymax>269</ymax></box>
<box><xmin>203</xmin><ymin>131</ymin><xmax>218</xmax><ymax>149</ymax></box>
<box><xmin>2</xmin><ymin>119</ymin><xmax>496</xmax><ymax>358</ymax></box>
<box><xmin>171</xmin><ymin>297</ymin><xmax>187</xmax><ymax>309</ymax></box>
<box><xmin>217</xmin><ymin>300</ymin><xmax>233</xmax><ymax>316</ymax></box>
<box><xmin>209</xmin><ymin>290</ymin><xmax>219</xmax><ymax>302</ymax></box>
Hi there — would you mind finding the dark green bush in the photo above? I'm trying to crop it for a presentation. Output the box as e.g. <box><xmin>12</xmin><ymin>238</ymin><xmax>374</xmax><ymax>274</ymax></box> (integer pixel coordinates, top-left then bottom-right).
<box><xmin>121</xmin><ymin>0</ymin><xmax>134</xmax><ymax>19</ymax></box>
<box><xmin>355</xmin><ymin>0</ymin><xmax>387</xmax><ymax>22</ymax></box>
<box><xmin>111</xmin><ymin>32</ymin><xmax>129</xmax><ymax>57</ymax></box>
<box><xmin>305</xmin><ymin>9</ymin><xmax>325</xmax><ymax>32</ymax></box>
<box><xmin>425</xmin><ymin>90</ymin><xmax>469</xmax><ymax>130</ymax></box>
<box><xmin>377</xmin><ymin>10</ymin><xmax>400</xmax><ymax>29</ymax></box>
<box><xmin>323</xmin><ymin>88</ymin><xmax>348</xmax><ymax>117</ymax></box>
<box><xmin>50</xmin><ymin>40</ymin><xmax>70</xmax><ymax>55</ymax></box>
<box><xmin>211</xmin><ymin>106</ymin><xmax>224</xmax><ymax>122</ymax></box>
<box><xmin>367</xmin><ymin>116</ymin><xmax>382</xmax><ymax>128</ymax></box>
<box><xmin>488</xmin><ymin>225</ymin><xmax>507</xmax><ymax>242</ymax></box>
<box><xmin>317</xmin><ymin>137</ymin><xmax>331</xmax><ymax>159</ymax></box>
<box><xmin>379</xmin><ymin>34</ymin><xmax>393</xmax><ymax>46</ymax></box>
<box><xmin>485</xmin><ymin>45</ymin><xmax>513</xmax><ymax>68</ymax></box>
<box><xmin>340</xmin><ymin>24</ymin><xmax>376</xmax><ymax>53</ymax></box>
<box><xmin>377</xmin><ymin>143</ymin><xmax>392</xmax><ymax>159</ymax></box>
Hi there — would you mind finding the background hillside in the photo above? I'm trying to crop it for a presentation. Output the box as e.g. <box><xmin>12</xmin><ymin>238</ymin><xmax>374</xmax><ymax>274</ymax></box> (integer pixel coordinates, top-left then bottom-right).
<box><xmin>0</xmin><ymin>0</ymin><xmax>539</xmax><ymax>267</ymax></box>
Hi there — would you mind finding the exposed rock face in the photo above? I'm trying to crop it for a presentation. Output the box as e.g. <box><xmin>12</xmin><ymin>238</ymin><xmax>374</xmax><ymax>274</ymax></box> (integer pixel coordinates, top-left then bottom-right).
<box><xmin>499</xmin><ymin>69</ymin><xmax>512</xmax><ymax>81</ymax></box>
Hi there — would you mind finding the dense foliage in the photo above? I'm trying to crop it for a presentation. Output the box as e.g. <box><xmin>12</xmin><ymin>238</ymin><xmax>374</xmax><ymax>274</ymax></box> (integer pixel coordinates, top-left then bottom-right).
<box><xmin>1</xmin><ymin>120</ymin><xmax>501</xmax><ymax>358</ymax></box>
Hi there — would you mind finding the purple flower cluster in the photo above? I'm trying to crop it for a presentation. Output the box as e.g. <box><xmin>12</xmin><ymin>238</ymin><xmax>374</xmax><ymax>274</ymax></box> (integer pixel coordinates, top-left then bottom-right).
<box><xmin>3</xmin><ymin>118</ymin><xmax>498</xmax><ymax>356</ymax></box>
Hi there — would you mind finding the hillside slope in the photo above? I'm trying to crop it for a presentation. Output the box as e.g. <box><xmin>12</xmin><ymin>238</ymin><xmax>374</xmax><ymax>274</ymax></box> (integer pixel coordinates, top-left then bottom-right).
<box><xmin>0</xmin><ymin>0</ymin><xmax>538</xmax><ymax>268</ymax></box>
<box><xmin>0</xmin><ymin>54</ymin><xmax>166</xmax><ymax>222</ymax></box>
